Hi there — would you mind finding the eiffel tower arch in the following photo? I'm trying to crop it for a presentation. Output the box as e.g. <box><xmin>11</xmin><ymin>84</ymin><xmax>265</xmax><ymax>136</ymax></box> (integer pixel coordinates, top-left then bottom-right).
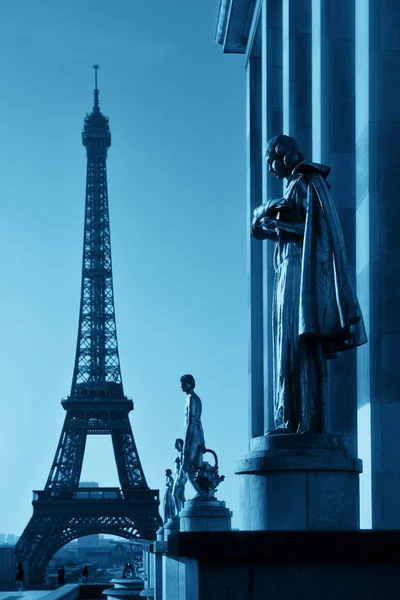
<box><xmin>15</xmin><ymin>67</ymin><xmax>162</xmax><ymax>585</ymax></box>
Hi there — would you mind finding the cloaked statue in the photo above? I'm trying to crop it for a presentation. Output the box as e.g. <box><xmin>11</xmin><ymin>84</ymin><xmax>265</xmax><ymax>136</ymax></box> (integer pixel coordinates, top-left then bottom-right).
<box><xmin>162</xmin><ymin>468</ymin><xmax>176</xmax><ymax>523</ymax></box>
<box><xmin>251</xmin><ymin>135</ymin><xmax>367</xmax><ymax>435</ymax></box>
<box><xmin>172</xmin><ymin>438</ymin><xmax>187</xmax><ymax>513</ymax></box>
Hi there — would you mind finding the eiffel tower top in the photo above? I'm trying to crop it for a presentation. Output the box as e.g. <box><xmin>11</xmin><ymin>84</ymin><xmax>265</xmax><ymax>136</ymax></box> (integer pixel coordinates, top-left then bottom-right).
<box><xmin>93</xmin><ymin>64</ymin><xmax>100</xmax><ymax>111</ymax></box>
<box><xmin>70</xmin><ymin>66</ymin><xmax>123</xmax><ymax>400</ymax></box>
<box><xmin>82</xmin><ymin>64</ymin><xmax>111</xmax><ymax>149</ymax></box>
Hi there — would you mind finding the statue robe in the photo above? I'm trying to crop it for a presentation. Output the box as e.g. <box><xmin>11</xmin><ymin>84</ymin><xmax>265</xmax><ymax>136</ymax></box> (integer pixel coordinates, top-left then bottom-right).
<box><xmin>162</xmin><ymin>474</ymin><xmax>176</xmax><ymax>523</ymax></box>
<box><xmin>263</xmin><ymin>161</ymin><xmax>367</xmax><ymax>432</ymax></box>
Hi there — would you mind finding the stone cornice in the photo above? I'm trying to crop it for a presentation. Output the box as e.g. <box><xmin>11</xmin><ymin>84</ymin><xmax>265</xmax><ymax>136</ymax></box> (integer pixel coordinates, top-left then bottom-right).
<box><xmin>215</xmin><ymin>0</ymin><xmax>257</xmax><ymax>54</ymax></box>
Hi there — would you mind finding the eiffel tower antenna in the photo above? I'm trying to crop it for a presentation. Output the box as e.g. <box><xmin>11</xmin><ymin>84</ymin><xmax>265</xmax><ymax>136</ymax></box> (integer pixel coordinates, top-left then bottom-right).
<box><xmin>93</xmin><ymin>63</ymin><xmax>99</xmax><ymax>87</ymax></box>
<box><xmin>93</xmin><ymin>64</ymin><xmax>99</xmax><ymax>109</ymax></box>
<box><xmin>16</xmin><ymin>68</ymin><xmax>161</xmax><ymax>584</ymax></box>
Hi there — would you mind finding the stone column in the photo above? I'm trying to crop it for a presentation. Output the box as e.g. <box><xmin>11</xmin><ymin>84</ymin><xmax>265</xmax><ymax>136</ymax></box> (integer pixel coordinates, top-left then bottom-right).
<box><xmin>139</xmin><ymin>544</ymin><xmax>155</xmax><ymax>599</ymax></box>
<box><xmin>153</xmin><ymin>549</ymin><xmax>163</xmax><ymax>600</ymax></box>
<box><xmin>283</xmin><ymin>0</ymin><xmax>312</xmax><ymax>157</ymax></box>
<box><xmin>262</xmin><ymin>0</ymin><xmax>283</xmax><ymax>431</ymax></box>
<box><xmin>162</xmin><ymin>519</ymin><xmax>180</xmax><ymax>600</ymax></box>
<box><xmin>313</xmin><ymin>0</ymin><xmax>359</xmax><ymax>456</ymax></box>
<box><xmin>247</xmin><ymin>55</ymin><xmax>265</xmax><ymax>438</ymax></box>
<box><xmin>355</xmin><ymin>0</ymin><xmax>400</xmax><ymax>529</ymax></box>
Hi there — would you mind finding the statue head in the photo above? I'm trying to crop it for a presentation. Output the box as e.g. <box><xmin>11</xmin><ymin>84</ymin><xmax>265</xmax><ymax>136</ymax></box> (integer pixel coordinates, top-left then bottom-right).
<box><xmin>165</xmin><ymin>468</ymin><xmax>172</xmax><ymax>476</ymax></box>
<box><xmin>264</xmin><ymin>134</ymin><xmax>304</xmax><ymax>179</ymax></box>
<box><xmin>180</xmin><ymin>374</ymin><xmax>195</xmax><ymax>393</ymax></box>
<box><xmin>175</xmin><ymin>438</ymin><xmax>184</xmax><ymax>451</ymax></box>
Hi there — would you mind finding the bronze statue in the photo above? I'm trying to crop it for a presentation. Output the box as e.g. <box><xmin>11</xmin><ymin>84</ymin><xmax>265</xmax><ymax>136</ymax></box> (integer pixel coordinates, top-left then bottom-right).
<box><xmin>251</xmin><ymin>134</ymin><xmax>367</xmax><ymax>435</ymax></box>
<box><xmin>180</xmin><ymin>374</ymin><xmax>225</xmax><ymax>499</ymax></box>
<box><xmin>172</xmin><ymin>438</ymin><xmax>187</xmax><ymax>513</ymax></box>
<box><xmin>181</xmin><ymin>374</ymin><xmax>206</xmax><ymax>474</ymax></box>
<box><xmin>162</xmin><ymin>468</ymin><xmax>176</xmax><ymax>523</ymax></box>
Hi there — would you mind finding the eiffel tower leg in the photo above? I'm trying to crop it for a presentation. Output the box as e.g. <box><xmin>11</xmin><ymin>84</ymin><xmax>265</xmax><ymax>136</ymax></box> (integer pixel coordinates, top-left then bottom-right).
<box><xmin>15</xmin><ymin>509</ymin><xmax>62</xmax><ymax>585</ymax></box>
<box><xmin>111</xmin><ymin>416</ymin><xmax>147</xmax><ymax>489</ymax></box>
<box><xmin>46</xmin><ymin>412</ymin><xmax>86</xmax><ymax>490</ymax></box>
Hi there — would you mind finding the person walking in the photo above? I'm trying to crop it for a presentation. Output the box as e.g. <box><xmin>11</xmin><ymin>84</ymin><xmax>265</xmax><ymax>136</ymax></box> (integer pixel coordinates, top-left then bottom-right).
<box><xmin>81</xmin><ymin>565</ymin><xmax>89</xmax><ymax>583</ymax></box>
<box><xmin>57</xmin><ymin>565</ymin><xmax>65</xmax><ymax>586</ymax></box>
<box><xmin>15</xmin><ymin>562</ymin><xmax>24</xmax><ymax>591</ymax></box>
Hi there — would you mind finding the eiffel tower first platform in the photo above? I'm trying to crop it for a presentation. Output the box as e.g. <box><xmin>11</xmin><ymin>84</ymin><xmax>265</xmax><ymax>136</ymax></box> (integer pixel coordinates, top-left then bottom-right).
<box><xmin>15</xmin><ymin>66</ymin><xmax>162</xmax><ymax>585</ymax></box>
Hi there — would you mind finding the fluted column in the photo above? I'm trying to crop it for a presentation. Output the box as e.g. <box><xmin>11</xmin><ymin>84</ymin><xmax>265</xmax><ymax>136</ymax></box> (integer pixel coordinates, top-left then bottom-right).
<box><xmin>247</xmin><ymin>55</ymin><xmax>264</xmax><ymax>437</ymax></box>
<box><xmin>283</xmin><ymin>0</ymin><xmax>312</xmax><ymax>158</ymax></box>
<box><xmin>312</xmin><ymin>0</ymin><xmax>358</xmax><ymax>455</ymax></box>
<box><xmin>261</xmin><ymin>0</ymin><xmax>283</xmax><ymax>432</ymax></box>
<box><xmin>356</xmin><ymin>0</ymin><xmax>400</xmax><ymax>529</ymax></box>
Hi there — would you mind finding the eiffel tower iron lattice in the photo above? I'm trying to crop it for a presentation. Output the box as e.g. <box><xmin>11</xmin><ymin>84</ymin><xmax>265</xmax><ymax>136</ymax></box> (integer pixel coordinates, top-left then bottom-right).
<box><xmin>15</xmin><ymin>67</ymin><xmax>161</xmax><ymax>584</ymax></box>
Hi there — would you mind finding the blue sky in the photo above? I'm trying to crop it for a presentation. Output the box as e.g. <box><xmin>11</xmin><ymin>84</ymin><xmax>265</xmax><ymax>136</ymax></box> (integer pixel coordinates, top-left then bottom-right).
<box><xmin>0</xmin><ymin>1</ymin><xmax>247</xmax><ymax>535</ymax></box>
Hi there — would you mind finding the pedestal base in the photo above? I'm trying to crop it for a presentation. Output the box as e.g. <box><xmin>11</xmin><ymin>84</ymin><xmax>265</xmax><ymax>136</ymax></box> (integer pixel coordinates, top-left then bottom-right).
<box><xmin>164</xmin><ymin>515</ymin><xmax>180</xmax><ymax>537</ymax></box>
<box><xmin>236</xmin><ymin>433</ymin><xmax>362</xmax><ymax>530</ymax></box>
<box><xmin>103</xmin><ymin>578</ymin><xmax>145</xmax><ymax>600</ymax></box>
<box><xmin>179</xmin><ymin>499</ymin><xmax>232</xmax><ymax>532</ymax></box>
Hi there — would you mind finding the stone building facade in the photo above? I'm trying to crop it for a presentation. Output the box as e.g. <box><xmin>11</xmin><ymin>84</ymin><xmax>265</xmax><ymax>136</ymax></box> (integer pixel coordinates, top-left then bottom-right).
<box><xmin>216</xmin><ymin>0</ymin><xmax>400</xmax><ymax>529</ymax></box>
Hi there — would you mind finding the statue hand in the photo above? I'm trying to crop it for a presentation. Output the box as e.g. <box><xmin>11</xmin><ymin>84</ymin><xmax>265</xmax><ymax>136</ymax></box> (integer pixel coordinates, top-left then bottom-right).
<box><xmin>260</xmin><ymin>217</ymin><xmax>278</xmax><ymax>232</ymax></box>
<box><xmin>251</xmin><ymin>215</ymin><xmax>278</xmax><ymax>240</ymax></box>
<box><xmin>251</xmin><ymin>217</ymin><xmax>266</xmax><ymax>240</ymax></box>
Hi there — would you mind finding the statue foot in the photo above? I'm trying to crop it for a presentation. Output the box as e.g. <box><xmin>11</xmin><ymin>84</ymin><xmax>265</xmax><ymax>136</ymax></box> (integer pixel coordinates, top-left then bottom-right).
<box><xmin>296</xmin><ymin>423</ymin><xmax>326</xmax><ymax>434</ymax></box>
<box><xmin>265</xmin><ymin>427</ymin><xmax>292</xmax><ymax>436</ymax></box>
<box><xmin>192</xmin><ymin>491</ymin><xmax>215</xmax><ymax>501</ymax></box>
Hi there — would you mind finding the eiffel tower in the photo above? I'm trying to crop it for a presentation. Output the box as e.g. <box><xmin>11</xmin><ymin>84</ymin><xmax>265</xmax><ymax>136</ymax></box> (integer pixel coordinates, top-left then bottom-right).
<box><xmin>15</xmin><ymin>66</ymin><xmax>161</xmax><ymax>585</ymax></box>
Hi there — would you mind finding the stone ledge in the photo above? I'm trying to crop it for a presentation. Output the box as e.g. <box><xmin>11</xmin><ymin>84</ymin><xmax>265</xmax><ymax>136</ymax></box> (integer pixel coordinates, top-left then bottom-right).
<box><xmin>40</xmin><ymin>585</ymin><xmax>80</xmax><ymax>600</ymax></box>
<box><xmin>180</xmin><ymin>499</ymin><xmax>230</xmax><ymax>516</ymax></box>
<box><xmin>236</xmin><ymin>455</ymin><xmax>362</xmax><ymax>473</ymax></box>
<box><xmin>166</xmin><ymin>530</ymin><xmax>400</xmax><ymax>563</ymax></box>
<box><xmin>250</xmin><ymin>433</ymin><xmax>349</xmax><ymax>453</ymax></box>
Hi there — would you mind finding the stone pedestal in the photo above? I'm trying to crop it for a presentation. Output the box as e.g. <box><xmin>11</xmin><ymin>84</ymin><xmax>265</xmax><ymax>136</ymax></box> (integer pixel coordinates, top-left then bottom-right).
<box><xmin>179</xmin><ymin>499</ymin><xmax>232</xmax><ymax>532</ymax></box>
<box><xmin>103</xmin><ymin>578</ymin><xmax>145</xmax><ymax>600</ymax></box>
<box><xmin>164</xmin><ymin>515</ymin><xmax>180</xmax><ymax>538</ymax></box>
<box><xmin>236</xmin><ymin>433</ymin><xmax>362</xmax><ymax>530</ymax></box>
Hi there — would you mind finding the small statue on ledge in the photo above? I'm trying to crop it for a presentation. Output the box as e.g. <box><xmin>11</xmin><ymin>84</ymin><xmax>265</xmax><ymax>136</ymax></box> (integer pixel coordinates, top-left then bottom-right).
<box><xmin>251</xmin><ymin>134</ymin><xmax>367</xmax><ymax>435</ymax></box>
<box><xmin>172</xmin><ymin>437</ymin><xmax>187</xmax><ymax>513</ymax></box>
<box><xmin>162</xmin><ymin>468</ymin><xmax>176</xmax><ymax>523</ymax></box>
<box><xmin>180</xmin><ymin>374</ymin><xmax>225</xmax><ymax>500</ymax></box>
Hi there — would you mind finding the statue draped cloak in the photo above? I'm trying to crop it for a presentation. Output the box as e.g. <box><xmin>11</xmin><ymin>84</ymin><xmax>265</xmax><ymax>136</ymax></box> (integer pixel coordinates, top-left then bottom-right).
<box><xmin>162</xmin><ymin>474</ymin><xmax>176</xmax><ymax>523</ymax></box>
<box><xmin>263</xmin><ymin>161</ymin><xmax>367</xmax><ymax>432</ymax></box>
